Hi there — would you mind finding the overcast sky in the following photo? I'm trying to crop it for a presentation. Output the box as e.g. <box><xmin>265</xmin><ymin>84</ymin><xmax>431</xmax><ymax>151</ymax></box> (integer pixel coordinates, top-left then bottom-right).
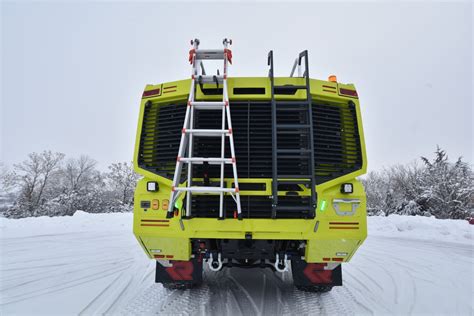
<box><xmin>1</xmin><ymin>1</ymin><xmax>472</xmax><ymax>172</ymax></box>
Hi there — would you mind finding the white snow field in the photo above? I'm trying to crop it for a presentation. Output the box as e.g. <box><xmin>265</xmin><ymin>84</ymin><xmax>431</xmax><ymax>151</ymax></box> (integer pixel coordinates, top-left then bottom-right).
<box><xmin>1</xmin><ymin>212</ymin><xmax>472</xmax><ymax>316</ymax></box>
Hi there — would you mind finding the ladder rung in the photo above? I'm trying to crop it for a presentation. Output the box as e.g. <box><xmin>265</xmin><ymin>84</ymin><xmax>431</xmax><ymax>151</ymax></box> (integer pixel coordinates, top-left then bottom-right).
<box><xmin>184</xmin><ymin>129</ymin><xmax>230</xmax><ymax>137</ymax></box>
<box><xmin>275</xmin><ymin>206</ymin><xmax>313</xmax><ymax>211</ymax></box>
<box><xmin>276</xmin><ymin>106</ymin><xmax>308</xmax><ymax>111</ymax></box>
<box><xmin>191</xmin><ymin>101</ymin><xmax>225</xmax><ymax>110</ymax></box>
<box><xmin>195</xmin><ymin>75</ymin><xmax>224</xmax><ymax>84</ymax></box>
<box><xmin>277</xmin><ymin>130</ymin><xmax>306</xmax><ymax>135</ymax></box>
<box><xmin>277</xmin><ymin>179</ymin><xmax>312</xmax><ymax>184</ymax></box>
<box><xmin>195</xmin><ymin>49</ymin><xmax>225</xmax><ymax>60</ymax></box>
<box><xmin>277</xmin><ymin>149</ymin><xmax>311</xmax><ymax>154</ymax></box>
<box><xmin>277</xmin><ymin>124</ymin><xmax>311</xmax><ymax>129</ymax></box>
<box><xmin>274</xmin><ymin>85</ymin><xmax>307</xmax><ymax>90</ymax></box>
<box><xmin>278</xmin><ymin>174</ymin><xmax>313</xmax><ymax>179</ymax></box>
<box><xmin>179</xmin><ymin>157</ymin><xmax>233</xmax><ymax>164</ymax></box>
<box><xmin>276</xmin><ymin>101</ymin><xmax>308</xmax><ymax>106</ymax></box>
<box><xmin>174</xmin><ymin>186</ymin><xmax>236</xmax><ymax>193</ymax></box>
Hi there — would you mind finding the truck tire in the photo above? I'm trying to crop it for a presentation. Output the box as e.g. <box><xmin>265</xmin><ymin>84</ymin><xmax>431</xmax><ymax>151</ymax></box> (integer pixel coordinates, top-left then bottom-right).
<box><xmin>155</xmin><ymin>257</ymin><xmax>203</xmax><ymax>289</ymax></box>
<box><xmin>296</xmin><ymin>285</ymin><xmax>333</xmax><ymax>293</ymax></box>
<box><xmin>291</xmin><ymin>259</ymin><xmax>342</xmax><ymax>291</ymax></box>
<box><xmin>163</xmin><ymin>282</ymin><xmax>200</xmax><ymax>290</ymax></box>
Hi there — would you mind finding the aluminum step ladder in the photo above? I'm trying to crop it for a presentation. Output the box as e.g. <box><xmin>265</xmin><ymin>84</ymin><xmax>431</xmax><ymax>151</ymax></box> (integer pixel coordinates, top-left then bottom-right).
<box><xmin>268</xmin><ymin>50</ymin><xmax>317</xmax><ymax>219</ymax></box>
<box><xmin>167</xmin><ymin>38</ymin><xmax>242</xmax><ymax>220</ymax></box>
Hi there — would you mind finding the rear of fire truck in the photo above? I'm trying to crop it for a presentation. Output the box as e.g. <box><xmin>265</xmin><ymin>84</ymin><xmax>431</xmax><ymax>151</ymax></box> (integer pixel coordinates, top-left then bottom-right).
<box><xmin>133</xmin><ymin>39</ymin><xmax>367</xmax><ymax>291</ymax></box>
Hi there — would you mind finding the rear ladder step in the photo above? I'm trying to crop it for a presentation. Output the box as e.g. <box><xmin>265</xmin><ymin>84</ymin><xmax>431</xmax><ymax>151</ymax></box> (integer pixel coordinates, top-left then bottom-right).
<box><xmin>195</xmin><ymin>75</ymin><xmax>224</xmax><ymax>84</ymax></box>
<box><xmin>173</xmin><ymin>186</ymin><xmax>237</xmax><ymax>193</ymax></box>
<box><xmin>275</xmin><ymin>206</ymin><xmax>314</xmax><ymax>211</ymax></box>
<box><xmin>178</xmin><ymin>157</ymin><xmax>234</xmax><ymax>164</ymax></box>
<box><xmin>184</xmin><ymin>129</ymin><xmax>231</xmax><ymax>136</ymax></box>
<box><xmin>276</xmin><ymin>124</ymin><xmax>311</xmax><ymax>129</ymax></box>
<box><xmin>277</xmin><ymin>179</ymin><xmax>312</xmax><ymax>184</ymax></box>
<box><xmin>195</xmin><ymin>49</ymin><xmax>226</xmax><ymax>60</ymax></box>
<box><xmin>276</xmin><ymin>149</ymin><xmax>312</xmax><ymax>154</ymax></box>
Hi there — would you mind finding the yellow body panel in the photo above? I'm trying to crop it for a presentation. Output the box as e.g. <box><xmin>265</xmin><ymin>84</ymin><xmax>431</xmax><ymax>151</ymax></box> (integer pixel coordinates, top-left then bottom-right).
<box><xmin>133</xmin><ymin>77</ymin><xmax>367</xmax><ymax>263</ymax></box>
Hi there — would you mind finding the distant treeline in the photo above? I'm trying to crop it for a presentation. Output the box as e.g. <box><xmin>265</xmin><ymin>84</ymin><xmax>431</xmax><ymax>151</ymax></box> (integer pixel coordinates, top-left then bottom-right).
<box><xmin>362</xmin><ymin>147</ymin><xmax>473</xmax><ymax>220</ymax></box>
<box><xmin>1</xmin><ymin>147</ymin><xmax>473</xmax><ymax>220</ymax></box>
<box><xmin>0</xmin><ymin>152</ymin><xmax>139</xmax><ymax>218</ymax></box>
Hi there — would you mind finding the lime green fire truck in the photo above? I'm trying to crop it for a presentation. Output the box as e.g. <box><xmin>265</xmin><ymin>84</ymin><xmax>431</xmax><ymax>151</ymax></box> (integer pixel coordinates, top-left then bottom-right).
<box><xmin>133</xmin><ymin>39</ymin><xmax>367</xmax><ymax>291</ymax></box>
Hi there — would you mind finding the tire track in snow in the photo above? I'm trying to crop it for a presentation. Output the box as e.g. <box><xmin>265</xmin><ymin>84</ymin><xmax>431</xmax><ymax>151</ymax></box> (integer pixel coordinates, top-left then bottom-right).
<box><xmin>78</xmin><ymin>271</ymin><xmax>127</xmax><ymax>315</ymax></box>
<box><xmin>1</xmin><ymin>264</ymin><xmax>132</xmax><ymax>305</ymax></box>
<box><xmin>227</xmin><ymin>274</ymin><xmax>260</xmax><ymax>315</ymax></box>
<box><xmin>3</xmin><ymin>215</ymin><xmax>472</xmax><ymax>315</ymax></box>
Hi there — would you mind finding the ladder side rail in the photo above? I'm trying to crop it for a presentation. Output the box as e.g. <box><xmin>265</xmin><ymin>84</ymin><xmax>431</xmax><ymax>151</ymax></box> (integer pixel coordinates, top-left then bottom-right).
<box><xmin>290</xmin><ymin>58</ymin><xmax>298</xmax><ymax>77</ymax></box>
<box><xmin>185</xmin><ymin>40</ymin><xmax>200</xmax><ymax>217</ymax></box>
<box><xmin>223</xmin><ymin>38</ymin><xmax>242</xmax><ymax>219</ymax></box>
<box><xmin>268</xmin><ymin>50</ymin><xmax>278</xmax><ymax>219</ymax></box>
<box><xmin>219</xmin><ymin>105</ymin><xmax>225</xmax><ymax>219</ymax></box>
<box><xmin>218</xmin><ymin>41</ymin><xmax>229</xmax><ymax>219</ymax></box>
<box><xmin>169</xmin><ymin>80</ymin><xmax>195</xmax><ymax>212</ymax></box>
<box><xmin>169</xmin><ymin>40</ymin><xmax>199</xmax><ymax>217</ymax></box>
<box><xmin>200</xmin><ymin>61</ymin><xmax>206</xmax><ymax>75</ymax></box>
<box><xmin>301</xmin><ymin>50</ymin><xmax>317</xmax><ymax>216</ymax></box>
<box><xmin>223</xmin><ymin>79</ymin><xmax>242</xmax><ymax>219</ymax></box>
<box><xmin>219</xmin><ymin>63</ymin><xmax>226</xmax><ymax>219</ymax></box>
<box><xmin>297</xmin><ymin>59</ymin><xmax>302</xmax><ymax>77</ymax></box>
<box><xmin>186</xmin><ymin>95</ymin><xmax>196</xmax><ymax>217</ymax></box>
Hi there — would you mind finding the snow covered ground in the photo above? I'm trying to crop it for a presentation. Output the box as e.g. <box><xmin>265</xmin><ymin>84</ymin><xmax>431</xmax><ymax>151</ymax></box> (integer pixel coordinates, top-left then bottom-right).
<box><xmin>0</xmin><ymin>212</ymin><xmax>472</xmax><ymax>315</ymax></box>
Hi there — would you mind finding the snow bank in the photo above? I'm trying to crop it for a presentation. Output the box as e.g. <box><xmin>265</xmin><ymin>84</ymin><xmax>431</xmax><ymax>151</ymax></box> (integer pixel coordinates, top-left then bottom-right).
<box><xmin>0</xmin><ymin>211</ymin><xmax>133</xmax><ymax>238</ymax></box>
<box><xmin>1</xmin><ymin>212</ymin><xmax>472</xmax><ymax>315</ymax></box>
<box><xmin>368</xmin><ymin>214</ymin><xmax>473</xmax><ymax>245</ymax></box>
<box><xmin>2</xmin><ymin>211</ymin><xmax>471</xmax><ymax>245</ymax></box>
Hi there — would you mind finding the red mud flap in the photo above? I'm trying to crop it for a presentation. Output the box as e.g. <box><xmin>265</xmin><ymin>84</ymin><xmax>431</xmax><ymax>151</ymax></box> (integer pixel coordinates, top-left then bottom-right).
<box><xmin>155</xmin><ymin>257</ymin><xmax>203</xmax><ymax>286</ymax></box>
<box><xmin>291</xmin><ymin>259</ymin><xmax>342</xmax><ymax>287</ymax></box>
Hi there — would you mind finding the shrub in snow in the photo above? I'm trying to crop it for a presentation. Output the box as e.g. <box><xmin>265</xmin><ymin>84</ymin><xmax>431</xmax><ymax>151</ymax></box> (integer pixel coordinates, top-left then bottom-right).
<box><xmin>363</xmin><ymin>147</ymin><xmax>473</xmax><ymax>220</ymax></box>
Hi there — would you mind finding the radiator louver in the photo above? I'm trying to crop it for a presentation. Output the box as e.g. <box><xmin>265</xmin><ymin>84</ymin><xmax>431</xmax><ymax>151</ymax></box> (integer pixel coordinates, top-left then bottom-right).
<box><xmin>138</xmin><ymin>100</ymin><xmax>362</xmax><ymax>218</ymax></box>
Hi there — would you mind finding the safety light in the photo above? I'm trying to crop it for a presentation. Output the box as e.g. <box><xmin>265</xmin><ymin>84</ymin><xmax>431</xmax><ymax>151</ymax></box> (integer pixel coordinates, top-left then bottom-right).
<box><xmin>162</xmin><ymin>199</ymin><xmax>169</xmax><ymax>211</ymax></box>
<box><xmin>341</xmin><ymin>183</ymin><xmax>353</xmax><ymax>194</ymax></box>
<box><xmin>152</xmin><ymin>199</ymin><xmax>160</xmax><ymax>210</ymax></box>
<box><xmin>328</xmin><ymin>75</ymin><xmax>337</xmax><ymax>82</ymax></box>
<box><xmin>320</xmin><ymin>200</ymin><xmax>327</xmax><ymax>212</ymax></box>
<box><xmin>173</xmin><ymin>198</ymin><xmax>183</xmax><ymax>211</ymax></box>
<box><xmin>147</xmin><ymin>181</ymin><xmax>159</xmax><ymax>192</ymax></box>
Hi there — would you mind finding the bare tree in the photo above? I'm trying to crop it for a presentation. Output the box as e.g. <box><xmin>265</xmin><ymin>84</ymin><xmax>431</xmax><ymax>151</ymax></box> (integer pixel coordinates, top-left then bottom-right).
<box><xmin>62</xmin><ymin>155</ymin><xmax>98</xmax><ymax>191</ymax></box>
<box><xmin>106</xmin><ymin>162</ymin><xmax>140</xmax><ymax>206</ymax></box>
<box><xmin>0</xmin><ymin>163</ymin><xmax>17</xmax><ymax>195</ymax></box>
<box><xmin>13</xmin><ymin>151</ymin><xmax>64</xmax><ymax>215</ymax></box>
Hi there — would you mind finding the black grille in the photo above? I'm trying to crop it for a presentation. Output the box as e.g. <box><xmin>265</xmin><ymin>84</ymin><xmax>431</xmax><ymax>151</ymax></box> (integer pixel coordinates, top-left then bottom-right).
<box><xmin>137</xmin><ymin>100</ymin><xmax>362</xmax><ymax>218</ymax></box>
<box><xmin>191</xmin><ymin>195</ymin><xmax>312</xmax><ymax>219</ymax></box>
<box><xmin>138</xmin><ymin>102</ymin><xmax>187</xmax><ymax>179</ymax></box>
<box><xmin>192</xmin><ymin>102</ymin><xmax>272</xmax><ymax>179</ymax></box>
<box><xmin>313</xmin><ymin>101</ymin><xmax>362</xmax><ymax>183</ymax></box>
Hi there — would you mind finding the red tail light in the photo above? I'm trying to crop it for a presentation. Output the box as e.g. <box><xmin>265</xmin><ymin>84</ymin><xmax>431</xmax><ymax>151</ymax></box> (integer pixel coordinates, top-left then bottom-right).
<box><xmin>142</xmin><ymin>88</ymin><xmax>161</xmax><ymax>98</ymax></box>
<box><xmin>339</xmin><ymin>88</ymin><xmax>358</xmax><ymax>98</ymax></box>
